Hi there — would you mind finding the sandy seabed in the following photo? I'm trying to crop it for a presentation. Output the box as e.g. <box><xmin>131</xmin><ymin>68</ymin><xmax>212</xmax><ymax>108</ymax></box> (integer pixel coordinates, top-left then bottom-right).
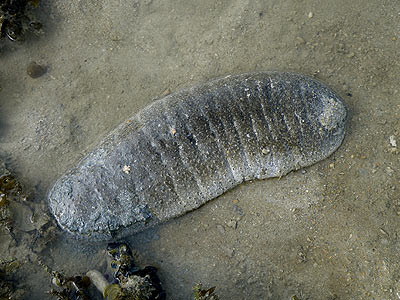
<box><xmin>0</xmin><ymin>0</ymin><xmax>399</xmax><ymax>299</ymax></box>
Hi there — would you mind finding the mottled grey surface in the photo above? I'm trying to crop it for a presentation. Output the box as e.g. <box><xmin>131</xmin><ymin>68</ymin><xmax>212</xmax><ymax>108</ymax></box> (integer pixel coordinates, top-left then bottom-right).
<box><xmin>48</xmin><ymin>71</ymin><xmax>348</xmax><ymax>240</ymax></box>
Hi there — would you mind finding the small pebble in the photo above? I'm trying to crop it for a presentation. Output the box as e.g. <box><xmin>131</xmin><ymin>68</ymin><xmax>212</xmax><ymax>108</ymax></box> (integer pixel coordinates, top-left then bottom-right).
<box><xmin>380</xmin><ymin>228</ymin><xmax>388</xmax><ymax>236</ymax></box>
<box><xmin>295</xmin><ymin>36</ymin><xmax>305</xmax><ymax>46</ymax></box>
<box><xmin>27</xmin><ymin>61</ymin><xmax>47</xmax><ymax>78</ymax></box>
<box><xmin>308</xmin><ymin>12</ymin><xmax>313</xmax><ymax>18</ymax></box>
<box><xmin>216</xmin><ymin>224</ymin><xmax>225</xmax><ymax>235</ymax></box>
<box><xmin>389</xmin><ymin>135</ymin><xmax>397</xmax><ymax>148</ymax></box>
<box><xmin>347</xmin><ymin>52</ymin><xmax>355</xmax><ymax>58</ymax></box>
<box><xmin>227</xmin><ymin>220</ymin><xmax>237</xmax><ymax>229</ymax></box>
<box><xmin>223</xmin><ymin>247</ymin><xmax>234</xmax><ymax>257</ymax></box>
<box><xmin>122</xmin><ymin>165</ymin><xmax>131</xmax><ymax>174</ymax></box>
<box><xmin>232</xmin><ymin>204</ymin><xmax>244</xmax><ymax>216</ymax></box>
<box><xmin>385</xmin><ymin>167</ymin><xmax>394</xmax><ymax>176</ymax></box>
<box><xmin>161</xmin><ymin>88</ymin><xmax>171</xmax><ymax>97</ymax></box>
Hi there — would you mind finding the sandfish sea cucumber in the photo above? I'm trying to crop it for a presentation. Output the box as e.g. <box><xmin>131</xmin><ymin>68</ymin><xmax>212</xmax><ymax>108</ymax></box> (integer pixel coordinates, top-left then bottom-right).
<box><xmin>48</xmin><ymin>71</ymin><xmax>348</xmax><ymax>240</ymax></box>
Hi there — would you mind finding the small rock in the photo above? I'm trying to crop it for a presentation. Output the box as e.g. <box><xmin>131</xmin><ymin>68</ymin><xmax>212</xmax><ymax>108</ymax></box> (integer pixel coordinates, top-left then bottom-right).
<box><xmin>27</xmin><ymin>61</ymin><xmax>47</xmax><ymax>78</ymax></box>
<box><xmin>227</xmin><ymin>220</ymin><xmax>237</xmax><ymax>229</ymax></box>
<box><xmin>389</xmin><ymin>135</ymin><xmax>397</xmax><ymax>148</ymax></box>
<box><xmin>295</xmin><ymin>36</ymin><xmax>305</xmax><ymax>46</ymax></box>
<box><xmin>386</xmin><ymin>167</ymin><xmax>394</xmax><ymax>176</ymax></box>
<box><xmin>122</xmin><ymin>165</ymin><xmax>131</xmax><ymax>174</ymax></box>
<box><xmin>161</xmin><ymin>88</ymin><xmax>171</xmax><ymax>97</ymax></box>
<box><xmin>222</xmin><ymin>247</ymin><xmax>234</xmax><ymax>257</ymax></box>
<box><xmin>232</xmin><ymin>204</ymin><xmax>244</xmax><ymax>216</ymax></box>
<box><xmin>308</xmin><ymin>12</ymin><xmax>313</xmax><ymax>18</ymax></box>
<box><xmin>216</xmin><ymin>224</ymin><xmax>225</xmax><ymax>235</ymax></box>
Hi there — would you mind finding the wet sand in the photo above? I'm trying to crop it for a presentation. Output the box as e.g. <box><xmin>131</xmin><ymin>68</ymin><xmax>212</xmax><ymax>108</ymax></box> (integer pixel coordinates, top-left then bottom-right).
<box><xmin>1</xmin><ymin>0</ymin><xmax>399</xmax><ymax>299</ymax></box>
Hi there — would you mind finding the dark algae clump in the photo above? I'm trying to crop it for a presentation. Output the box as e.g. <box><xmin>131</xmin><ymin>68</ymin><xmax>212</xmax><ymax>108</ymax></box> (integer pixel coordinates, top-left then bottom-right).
<box><xmin>0</xmin><ymin>0</ymin><xmax>42</xmax><ymax>41</ymax></box>
<box><xmin>0</xmin><ymin>259</ymin><xmax>22</xmax><ymax>300</ymax></box>
<box><xmin>193</xmin><ymin>284</ymin><xmax>219</xmax><ymax>300</ymax></box>
<box><xmin>0</xmin><ymin>161</ymin><xmax>20</xmax><ymax>232</ymax></box>
<box><xmin>84</xmin><ymin>242</ymin><xmax>165</xmax><ymax>300</ymax></box>
<box><xmin>48</xmin><ymin>71</ymin><xmax>348</xmax><ymax>241</ymax></box>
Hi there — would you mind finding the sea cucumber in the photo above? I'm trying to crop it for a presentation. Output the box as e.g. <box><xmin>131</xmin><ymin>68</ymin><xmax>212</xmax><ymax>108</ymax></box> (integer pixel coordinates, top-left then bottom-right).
<box><xmin>48</xmin><ymin>71</ymin><xmax>348</xmax><ymax>240</ymax></box>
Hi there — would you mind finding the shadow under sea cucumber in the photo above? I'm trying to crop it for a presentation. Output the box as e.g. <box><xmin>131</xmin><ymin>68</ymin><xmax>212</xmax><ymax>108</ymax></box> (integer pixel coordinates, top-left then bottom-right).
<box><xmin>48</xmin><ymin>71</ymin><xmax>348</xmax><ymax>240</ymax></box>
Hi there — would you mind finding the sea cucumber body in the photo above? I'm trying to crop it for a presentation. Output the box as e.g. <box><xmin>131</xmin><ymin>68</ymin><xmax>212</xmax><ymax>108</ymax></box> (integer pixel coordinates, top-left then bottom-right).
<box><xmin>48</xmin><ymin>72</ymin><xmax>348</xmax><ymax>240</ymax></box>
